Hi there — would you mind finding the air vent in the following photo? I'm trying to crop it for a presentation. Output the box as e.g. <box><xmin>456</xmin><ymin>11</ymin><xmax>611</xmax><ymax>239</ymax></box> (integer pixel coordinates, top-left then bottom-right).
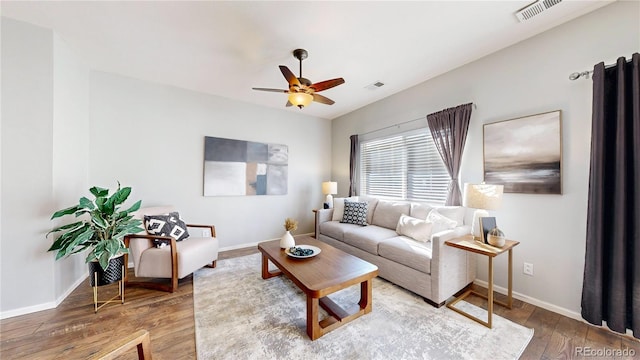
<box><xmin>365</xmin><ymin>81</ymin><xmax>385</xmax><ymax>90</ymax></box>
<box><xmin>515</xmin><ymin>0</ymin><xmax>562</xmax><ymax>22</ymax></box>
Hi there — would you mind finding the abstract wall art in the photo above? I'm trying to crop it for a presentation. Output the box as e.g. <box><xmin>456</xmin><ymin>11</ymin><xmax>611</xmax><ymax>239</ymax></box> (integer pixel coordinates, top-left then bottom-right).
<box><xmin>483</xmin><ymin>110</ymin><xmax>562</xmax><ymax>194</ymax></box>
<box><xmin>204</xmin><ymin>136</ymin><xmax>288</xmax><ymax>196</ymax></box>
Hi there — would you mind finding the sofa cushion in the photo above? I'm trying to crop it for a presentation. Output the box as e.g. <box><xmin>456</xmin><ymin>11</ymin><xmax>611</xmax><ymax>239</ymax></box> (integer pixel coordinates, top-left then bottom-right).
<box><xmin>378</xmin><ymin>236</ymin><xmax>432</xmax><ymax>274</ymax></box>
<box><xmin>319</xmin><ymin>221</ymin><xmax>363</xmax><ymax>241</ymax></box>
<box><xmin>396</xmin><ymin>214</ymin><xmax>432</xmax><ymax>242</ymax></box>
<box><xmin>358</xmin><ymin>196</ymin><xmax>379</xmax><ymax>224</ymax></box>
<box><xmin>331</xmin><ymin>197</ymin><xmax>359</xmax><ymax>221</ymax></box>
<box><xmin>371</xmin><ymin>201</ymin><xmax>411</xmax><ymax>229</ymax></box>
<box><xmin>341</xmin><ymin>201</ymin><xmax>368</xmax><ymax>225</ymax></box>
<box><xmin>410</xmin><ymin>203</ymin><xmax>433</xmax><ymax>220</ymax></box>
<box><xmin>434</xmin><ymin>206</ymin><xmax>466</xmax><ymax>226</ymax></box>
<box><xmin>138</xmin><ymin>236</ymin><xmax>218</xmax><ymax>279</ymax></box>
<box><xmin>427</xmin><ymin>210</ymin><xmax>458</xmax><ymax>235</ymax></box>
<box><xmin>343</xmin><ymin>225</ymin><xmax>398</xmax><ymax>255</ymax></box>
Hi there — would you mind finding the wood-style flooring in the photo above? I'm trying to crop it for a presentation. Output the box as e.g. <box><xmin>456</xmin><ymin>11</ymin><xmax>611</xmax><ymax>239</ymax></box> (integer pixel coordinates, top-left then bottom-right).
<box><xmin>1</xmin><ymin>246</ymin><xmax>637</xmax><ymax>359</ymax></box>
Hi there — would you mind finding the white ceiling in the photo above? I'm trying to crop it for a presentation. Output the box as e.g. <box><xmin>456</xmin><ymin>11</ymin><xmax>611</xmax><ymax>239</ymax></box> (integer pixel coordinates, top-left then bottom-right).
<box><xmin>2</xmin><ymin>1</ymin><xmax>612</xmax><ymax>120</ymax></box>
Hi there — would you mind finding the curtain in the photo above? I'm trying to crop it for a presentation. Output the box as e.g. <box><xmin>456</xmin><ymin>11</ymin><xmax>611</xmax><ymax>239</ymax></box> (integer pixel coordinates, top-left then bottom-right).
<box><xmin>348</xmin><ymin>134</ymin><xmax>359</xmax><ymax>197</ymax></box>
<box><xmin>426</xmin><ymin>103</ymin><xmax>473</xmax><ymax>206</ymax></box>
<box><xmin>581</xmin><ymin>53</ymin><xmax>639</xmax><ymax>339</ymax></box>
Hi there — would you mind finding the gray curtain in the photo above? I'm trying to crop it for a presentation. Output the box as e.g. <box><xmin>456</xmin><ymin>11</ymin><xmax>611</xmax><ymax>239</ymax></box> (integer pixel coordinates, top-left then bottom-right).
<box><xmin>426</xmin><ymin>103</ymin><xmax>473</xmax><ymax>205</ymax></box>
<box><xmin>581</xmin><ymin>53</ymin><xmax>639</xmax><ymax>339</ymax></box>
<box><xmin>348</xmin><ymin>135</ymin><xmax>359</xmax><ymax>197</ymax></box>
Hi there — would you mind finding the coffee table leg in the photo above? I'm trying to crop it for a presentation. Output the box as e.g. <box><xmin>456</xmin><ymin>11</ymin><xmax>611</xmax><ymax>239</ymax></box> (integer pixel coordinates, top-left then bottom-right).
<box><xmin>359</xmin><ymin>279</ymin><xmax>373</xmax><ymax>313</ymax></box>
<box><xmin>261</xmin><ymin>254</ymin><xmax>282</xmax><ymax>279</ymax></box>
<box><xmin>306</xmin><ymin>296</ymin><xmax>321</xmax><ymax>340</ymax></box>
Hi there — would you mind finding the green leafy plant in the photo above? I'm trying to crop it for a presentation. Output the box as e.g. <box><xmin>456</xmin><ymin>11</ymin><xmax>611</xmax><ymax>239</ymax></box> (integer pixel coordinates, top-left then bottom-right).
<box><xmin>46</xmin><ymin>182</ymin><xmax>143</xmax><ymax>270</ymax></box>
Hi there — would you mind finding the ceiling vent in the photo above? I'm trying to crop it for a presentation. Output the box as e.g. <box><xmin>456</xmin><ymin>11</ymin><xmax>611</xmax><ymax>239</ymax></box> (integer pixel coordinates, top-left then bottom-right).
<box><xmin>365</xmin><ymin>81</ymin><xmax>385</xmax><ymax>90</ymax></box>
<box><xmin>515</xmin><ymin>0</ymin><xmax>562</xmax><ymax>22</ymax></box>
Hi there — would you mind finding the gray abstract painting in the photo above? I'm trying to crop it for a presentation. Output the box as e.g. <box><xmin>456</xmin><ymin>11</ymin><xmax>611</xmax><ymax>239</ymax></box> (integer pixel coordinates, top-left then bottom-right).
<box><xmin>483</xmin><ymin>110</ymin><xmax>562</xmax><ymax>194</ymax></box>
<box><xmin>204</xmin><ymin>136</ymin><xmax>288</xmax><ymax>196</ymax></box>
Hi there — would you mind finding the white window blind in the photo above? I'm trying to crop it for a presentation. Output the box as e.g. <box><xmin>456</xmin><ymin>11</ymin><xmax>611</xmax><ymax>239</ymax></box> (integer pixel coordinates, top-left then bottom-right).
<box><xmin>359</xmin><ymin>128</ymin><xmax>449</xmax><ymax>205</ymax></box>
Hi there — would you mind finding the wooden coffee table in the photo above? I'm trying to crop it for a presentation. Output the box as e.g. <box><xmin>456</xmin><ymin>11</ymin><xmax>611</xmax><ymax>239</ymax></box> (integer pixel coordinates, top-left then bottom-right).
<box><xmin>258</xmin><ymin>236</ymin><xmax>378</xmax><ymax>340</ymax></box>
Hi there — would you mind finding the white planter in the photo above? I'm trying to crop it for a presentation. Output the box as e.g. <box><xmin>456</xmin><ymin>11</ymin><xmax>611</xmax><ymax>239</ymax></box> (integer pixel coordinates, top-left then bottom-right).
<box><xmin>280</xmin><ymin>231</ymin><xmax>295</xmax><ymax>249</ymax></box>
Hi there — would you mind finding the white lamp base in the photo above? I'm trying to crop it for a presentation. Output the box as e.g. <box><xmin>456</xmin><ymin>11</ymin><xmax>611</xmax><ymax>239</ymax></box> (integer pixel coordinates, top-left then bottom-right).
<box><xmin>472</xmin><ymin>209</ymin><xmax>489</xmax><ymax>240</ymax></box>
<box><xmin>325</xmin><ymin>194</ymin><xmax>334</xmax><ymax>208</ymax></box>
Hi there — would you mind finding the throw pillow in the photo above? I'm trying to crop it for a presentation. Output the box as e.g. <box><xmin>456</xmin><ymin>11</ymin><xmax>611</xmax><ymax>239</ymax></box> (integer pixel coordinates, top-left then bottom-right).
<box><xmin>426</xmin><ymin>209</ymin><xmax>458</xmax><ymax>235</ymax></box>
<box><xmin>434</xmin><ymin>206</ymin><xmax>465</xmax><ymax>226</ymax></box>
<box><xmin>340</xmin><ymin>201</ymin><xmax>368</xmax><ymax>226</ymax></box>
<box><xmin>331</xmin><ymin>196</ymin><xmax>359</xmax><ymax>221</ymax></box>
<box><xmin>396</xmin><ymin>214</ymin><xmax>433</xmax><ymax>242</ymax></box>
<box><xmin>144</xmin><ymin>212</ymin><xmax>190</xmax><ymax>248</ymax></box>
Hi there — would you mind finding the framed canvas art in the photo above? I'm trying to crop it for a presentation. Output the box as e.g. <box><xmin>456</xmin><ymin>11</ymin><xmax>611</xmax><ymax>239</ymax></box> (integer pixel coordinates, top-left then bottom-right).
<box><xmin>203</xmin><ymin>136</ymin><xmax>288</xmax><ymax>196</ymax></box>
<box><xmin>483</xmin><ymin>110</ymin><xmax>562</xmax><ymax>194</ymax></box>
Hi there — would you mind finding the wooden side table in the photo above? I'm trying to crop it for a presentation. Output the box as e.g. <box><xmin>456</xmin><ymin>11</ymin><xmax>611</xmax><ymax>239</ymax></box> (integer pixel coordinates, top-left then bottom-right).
<box><xmin>445</xmin><ymin>235</ymin><xmax>520</xmax><ymax>328</ymax></box>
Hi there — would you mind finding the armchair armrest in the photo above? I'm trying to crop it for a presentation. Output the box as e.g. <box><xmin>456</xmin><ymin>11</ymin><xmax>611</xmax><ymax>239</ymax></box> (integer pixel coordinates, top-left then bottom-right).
<box><xmin>123</xmin><ymin>234</ymin><xmax>177</xmax><ymax>285</ymax></box>
<box><xmin>186</xmin><ymin>224</ymin><xmax>216</xmax><ymax>237</ymax></box>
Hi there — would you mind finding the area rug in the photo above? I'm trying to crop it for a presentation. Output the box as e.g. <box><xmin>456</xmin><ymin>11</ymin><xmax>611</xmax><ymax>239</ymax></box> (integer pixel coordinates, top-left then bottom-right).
<box><xmin>193</xmin><ymin>254</ymin><xmax>533</xmax><ymax>359</ymax></box>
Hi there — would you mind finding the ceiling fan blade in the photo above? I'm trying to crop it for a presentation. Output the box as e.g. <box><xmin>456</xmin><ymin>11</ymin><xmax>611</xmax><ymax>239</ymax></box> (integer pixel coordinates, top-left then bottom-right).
<box><xmin>252</xmin><ymin>87</ymin><xmax>289</xmax><ymax>93</ymax></box>
<box><xmin>286</xmin><ymin>100</ymin><xmax>293</xmax><ymax>107</ymax></box>
<box><xmin>279</xmin><ymin>66</ymin><xmax>301</xmax><ymax>87</ymax></box>
<box><xmin>312</xmin><ymin>93</ymin><xmax>335</xmax><ymax>105</ymax></box>
<box><xmin>310</xmin><ymin>78</ymin><xmax>345</xmax><ymax>92</ymax></box>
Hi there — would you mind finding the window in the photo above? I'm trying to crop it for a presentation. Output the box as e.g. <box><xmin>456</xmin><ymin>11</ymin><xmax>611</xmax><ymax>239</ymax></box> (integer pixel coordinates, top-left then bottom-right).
<box><xmin>359</xmin><ymin>128</ymin><xmax>449</xmax><ymax>205</ymax></box>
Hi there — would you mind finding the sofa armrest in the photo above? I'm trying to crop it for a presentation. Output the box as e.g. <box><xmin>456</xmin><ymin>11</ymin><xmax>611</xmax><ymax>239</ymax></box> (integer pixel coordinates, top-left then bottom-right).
<box><xmin>315</xmin><ymin>209</ymin><xmax>334</xmax><ymax>238</ymax></box>
<box><xmin>429</xmin><ymin>226</ymin><xmax>476</xmax><ymax>304</ymax></box>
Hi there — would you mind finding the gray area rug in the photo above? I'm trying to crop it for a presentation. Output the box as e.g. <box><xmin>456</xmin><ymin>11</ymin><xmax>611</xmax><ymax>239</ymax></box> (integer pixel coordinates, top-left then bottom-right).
<box><xmin>194</xmin><ymin>254</ymin><xmax>533</xmax><ymax>359</ymax></box>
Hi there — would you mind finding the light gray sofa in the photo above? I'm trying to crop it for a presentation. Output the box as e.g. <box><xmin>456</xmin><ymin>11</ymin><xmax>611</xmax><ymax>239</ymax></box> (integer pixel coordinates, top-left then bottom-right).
<box><xmin>315</xmin><ymin>197</ymin><xmax>476</xmax><ymax>306</ymax></box>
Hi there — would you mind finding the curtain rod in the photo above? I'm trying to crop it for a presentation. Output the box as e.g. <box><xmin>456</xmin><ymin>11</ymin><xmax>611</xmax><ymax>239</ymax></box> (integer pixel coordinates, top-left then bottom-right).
<box><xmin>358</xmin><ymin>103</ymin><xmax>477</xmax><ymax>136</ymax></box>
<box><xmin>569</xmin><ymin>55</ymin><xmax>635</xmax><ymax>80</ymax></box>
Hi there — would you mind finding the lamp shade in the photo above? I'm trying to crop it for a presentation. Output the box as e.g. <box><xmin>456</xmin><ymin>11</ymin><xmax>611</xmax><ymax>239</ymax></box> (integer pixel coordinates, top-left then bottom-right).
<box><xmin>288</xmin><ymin>92</ymin><xmax>313</xmax><ymax>108</ymax></box>
<box><xmin>322</xmin><ymin>181</ymin><xmax>338</xmax><ymax>195</ymax></box>
<box><xmin>463</xmin><ymin>183</ymin><xmax>503</xmax><ymax>210</ymax></box>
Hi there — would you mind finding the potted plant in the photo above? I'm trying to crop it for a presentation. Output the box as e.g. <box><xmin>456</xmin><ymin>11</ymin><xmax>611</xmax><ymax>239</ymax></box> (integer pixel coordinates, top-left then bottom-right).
<box><xmin>46</xmin><ymin>182</ymin><xmax>143</xmax><ymax>286</ymax></box>
<box><xmin>280</xmin><ymin>217</ymin><xmax>298</xmax><ymax>249</ymax></box>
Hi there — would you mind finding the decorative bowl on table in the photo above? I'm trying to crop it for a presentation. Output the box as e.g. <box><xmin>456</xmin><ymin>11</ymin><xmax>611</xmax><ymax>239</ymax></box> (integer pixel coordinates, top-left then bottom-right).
<box><xmin>487</xmin><ymin>227</ymin><xmax>506</xmax><ymax>247</ymax></box>
<box><xmin>285</xmin><ymin>245</ymin><xmax>321</xmax><ymax>259</ymax></box>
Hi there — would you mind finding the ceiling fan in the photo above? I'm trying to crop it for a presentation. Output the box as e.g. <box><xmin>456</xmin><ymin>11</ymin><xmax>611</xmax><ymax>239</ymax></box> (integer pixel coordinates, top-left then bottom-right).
<box><xmin>252</xmin><ymin>49</ymin><xmax>345</xmax><ymax>109</ymax></box>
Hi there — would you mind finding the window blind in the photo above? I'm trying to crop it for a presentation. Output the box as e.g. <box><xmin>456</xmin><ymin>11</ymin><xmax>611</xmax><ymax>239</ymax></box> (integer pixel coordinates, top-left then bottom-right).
<box><xmin>359</xmin><ymin>128</ymin><xmax>449</xmax><ymax>205</ymax></box>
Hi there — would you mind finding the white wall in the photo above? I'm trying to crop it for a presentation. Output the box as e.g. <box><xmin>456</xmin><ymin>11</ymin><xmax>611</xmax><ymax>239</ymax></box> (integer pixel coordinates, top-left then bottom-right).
<box><xmin>331</xmin><ymin>1</ymin><xmax>639</xmax><ymax>317</ymax></box>
<box><xmin>52</xmin><ymin>33</ymin><xmax>91</xmax><ymax>301</ymax></box>
<box><xmin>1</xmin><ymin>18</ymin><xmax>56</xmax><ymax>314</ymax></box>
<box><xmin>1</xmin><ymin>18</ymin><xmax>92</xmax><ymax>317</ymax></box>
<box><xmin>89</xmin><ymin>72</ymin><xmax>332</xmax><ymax>249</ymax></box>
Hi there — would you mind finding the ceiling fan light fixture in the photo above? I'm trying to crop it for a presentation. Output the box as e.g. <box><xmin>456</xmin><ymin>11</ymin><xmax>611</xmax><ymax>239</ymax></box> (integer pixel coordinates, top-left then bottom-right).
<box><xmin>288</xmin><ymin>92</ymin><xmax>313</xmax><ymax>109</ymax></box>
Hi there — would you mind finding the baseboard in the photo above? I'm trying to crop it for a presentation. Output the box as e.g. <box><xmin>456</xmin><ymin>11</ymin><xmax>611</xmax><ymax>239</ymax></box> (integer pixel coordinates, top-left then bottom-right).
<box><xmin>218</xmin><ymin>232</ymin><xmax>314</xmax><ymax>252</ymax></box>
<box><xmin>473</xmin><ymin>279</ymin><xmax>582</xmax><ymax>321</ymax></box>
<box><xmin>0</xmin><ymin>273</ymin><xmax>87</xmax><ymax>320</ymax></box>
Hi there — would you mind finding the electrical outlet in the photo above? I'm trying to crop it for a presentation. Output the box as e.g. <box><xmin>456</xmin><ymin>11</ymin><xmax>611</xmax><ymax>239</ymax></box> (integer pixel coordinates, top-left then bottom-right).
<box><xmin>523</xmin><ymin>262</ymin><xmax>534</xmax><ymax>276</ymax></box>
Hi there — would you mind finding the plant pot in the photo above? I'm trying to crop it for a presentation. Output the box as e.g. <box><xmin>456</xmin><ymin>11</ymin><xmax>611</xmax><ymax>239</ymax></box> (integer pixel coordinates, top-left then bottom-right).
<box><xmin>88</xmin><ymin>254</ymin><xmax>125</xmax><ymax>286</ymax></box>
<box><xmin>280</xmin><ymin>231</ymin><xmax>295</xmax><ymax>249</ymax></box>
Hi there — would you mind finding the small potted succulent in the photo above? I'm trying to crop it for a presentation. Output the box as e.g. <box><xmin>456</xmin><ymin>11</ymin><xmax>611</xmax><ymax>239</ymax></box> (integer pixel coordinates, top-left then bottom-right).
<box><xmin>46</xmin><ymin>182</ymin><xmax>143</xmax><ymax>285</ymax></box>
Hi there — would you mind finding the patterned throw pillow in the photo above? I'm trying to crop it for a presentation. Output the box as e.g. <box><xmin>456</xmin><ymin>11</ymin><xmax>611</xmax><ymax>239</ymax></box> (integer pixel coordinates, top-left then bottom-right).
<box><xmin>144</xmin><ymin>212</ymin><xmax>190</xmax><ymax>248</ymax></box>
<box><xmin>341</xmin><ymin>201</ymin><xmax>368</xmax><ymax>226</ymax></box>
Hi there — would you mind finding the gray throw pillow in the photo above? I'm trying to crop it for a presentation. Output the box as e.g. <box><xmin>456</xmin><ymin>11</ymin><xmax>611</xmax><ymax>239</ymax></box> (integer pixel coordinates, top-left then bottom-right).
<box><xmin>341</xmin><ymin>201</ymin><xmax>368</xmax><ymax>226</ymax></box>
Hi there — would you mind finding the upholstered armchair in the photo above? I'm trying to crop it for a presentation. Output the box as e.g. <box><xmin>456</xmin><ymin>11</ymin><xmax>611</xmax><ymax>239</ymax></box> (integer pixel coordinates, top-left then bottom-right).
<box><xmin>124</xmin><ymin>206</ymin><xmax>219</xmax><ymax>292</ymax></box>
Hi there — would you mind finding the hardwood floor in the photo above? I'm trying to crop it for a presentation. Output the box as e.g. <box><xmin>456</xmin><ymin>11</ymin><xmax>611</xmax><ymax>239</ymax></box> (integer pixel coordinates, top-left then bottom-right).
<box><xmin>1</xmin><ymin>246</ymin><xmax>637</xmax><ymax>359</ymax></box>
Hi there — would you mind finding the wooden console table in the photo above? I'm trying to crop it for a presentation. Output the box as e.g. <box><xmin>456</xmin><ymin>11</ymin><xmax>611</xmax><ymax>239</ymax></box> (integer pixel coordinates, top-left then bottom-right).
<box><xmin>445</xmin><ymin>235</ymin><xmax>519</xmax><ymax>328</ymax></box>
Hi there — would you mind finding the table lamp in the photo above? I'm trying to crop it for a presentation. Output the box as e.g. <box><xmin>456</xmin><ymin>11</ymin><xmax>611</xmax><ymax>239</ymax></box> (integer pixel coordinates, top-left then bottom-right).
<box><xmin>462</xmin><ymin>183</ymin><xmax>504</xmax><ymax>240</ymax></box>
<box><xmin>322</xmin><ymin>181</ymin><xmax>337</xmax><ymax>208</ymax></box>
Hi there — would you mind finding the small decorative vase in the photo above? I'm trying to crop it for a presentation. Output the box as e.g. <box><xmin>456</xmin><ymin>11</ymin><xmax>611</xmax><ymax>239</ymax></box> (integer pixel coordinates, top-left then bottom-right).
<box><xmin>280</xmin><ymin>231</ymin><xmax>295</xmax><ymax>249</ymax></box>
<box><xmin>487</xmin><ymin>227</ymin><xmax>506</xmax><ymax>247</ymax></box>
